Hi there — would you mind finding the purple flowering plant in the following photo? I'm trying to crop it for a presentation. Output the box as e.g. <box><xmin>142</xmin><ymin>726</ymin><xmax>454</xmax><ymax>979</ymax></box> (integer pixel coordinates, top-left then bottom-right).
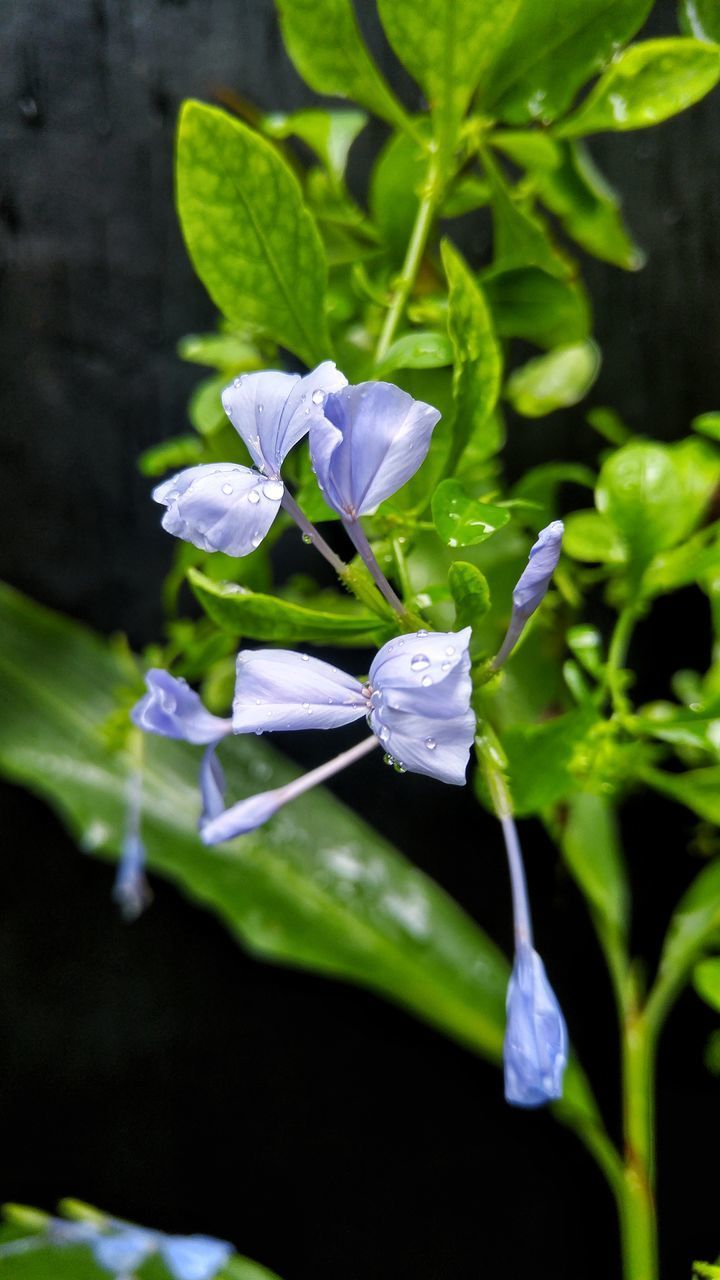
<box><xmin>3</xmin><ymin>3</ymin><xmax>720</xmax><ymax>1278</ymax></box>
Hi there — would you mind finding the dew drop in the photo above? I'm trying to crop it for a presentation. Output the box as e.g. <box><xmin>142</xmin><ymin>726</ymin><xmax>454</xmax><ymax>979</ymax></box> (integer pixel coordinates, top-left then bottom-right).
<box><xmin>301</xmin><ymin>653</ymin><xmax>310</xmax><ymax>662</ymax></box>
<box><xmin>311</xmin><ymin>388</ymin><xmax>325</xmax><ymax>405</ymax></box>
<box><xmin>421</xmin><ymin>675</ymin><xmax>432</xmax><ymax>687</ymax></box>
<box><xmin>445</xmin><ymin>646</ymin><xmax>455</xmax><ymax>657</ymax></box>
<box><xmin>425</xmin><ymin>737</ymin><xmax>437</xmax><ymax>751</ymax></box>
<box><xmin>441</xmin><ymin>661</ymin><xmax>451</xmax><ymax>671</ymax></box>
<box><xmin>378</xmin><ymin>725</ymin><xmax>390</xmax><ymax>743</ymax></box>
<box><xmin>251</xmin><ymin>532</ymin><xmax>263</xmax><ymax>548</ymax></box>
<box><xmin>254</xmin><ymin>728</ymin><xmax>263</xmax><ymax>736</ymax></box>
<box><xmin>263</xmin><ymin>480</ymin><xmax>284</xmax><ymax>501</ymax></box>
<box><xmin>393</xmin><ymin>761</ymin><xmax>407</xmax><ymax>774</ymax></box>
<box><xmin>302</xmin><ymin>533</ymin><xmax>312</xmax><ymax>545</ymax></box>
<box><xmin>416</xmin><ymin>629</ymin><xmax>428</xmax><ymax>637</ymax></box>
<box><xmin>383</xmin><ymin>752</ymin><xmax>395</xmax><ymax>767</ymax></box>
<box><xmin>223</xmin><ymin>400</ymin><xmax>233</xmax><ymax>417</ymax></box>
<box><xmin>233</xmin><ymin>377</ymin><xmax>242</xmax><ymax>388</ymax></box>
<box><xmin>255</xmin><ymin>699</ymin><xmax>262</xmax><ymax>705</ymax></box>
<box><xmin>221</xmin><ymin>483</ymin><xmax>233</xmax><ymax>496</ymax></box>
<box><xmin>410</xmin><ymin>654</ymin><xmax>430</xmax><ymax>672</ymax></box>
<box><xmin>248</xmin><ymin>490</ymin><xmax>261</xmax><ymax>505</ymax></box>
<box><xmin>257</xmin><ymin>402</ymin><xmax>264</xmax><ymax>414</ymax></box>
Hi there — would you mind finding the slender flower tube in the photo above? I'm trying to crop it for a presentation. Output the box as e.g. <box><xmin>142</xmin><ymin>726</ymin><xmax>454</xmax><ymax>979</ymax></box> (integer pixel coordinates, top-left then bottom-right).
<box><xmin>500</xmin><ymin>814</ymin><xmax>568</xmax><ymax>1108</ymax></box>
<box><xmin>202</xmin><ymin>628</ymin><xmax>475</xmax><ymax>844</ymax></box>
<box><xmin>113</xmin><ymin>765</ymin><xmax>151</xmax><ymax>921</ymax></box>
<box><xmin>310</xmin><ymin>381</ymin><xmax>441</xmax><ymax>614</ymax></box>
<box><xmin>153</xmin><ymin>362</ymin><xmax>346</xmax><ymax>557</ymax></box>
<box><xmin>491</xmin><ymin>520</ymin><xmax>564</xmax><ymax>670</ymax></box>
<box><xmin>131</xmin><ymin>669</ymin><xmax>232</xmax><ymax>820</ymax></box>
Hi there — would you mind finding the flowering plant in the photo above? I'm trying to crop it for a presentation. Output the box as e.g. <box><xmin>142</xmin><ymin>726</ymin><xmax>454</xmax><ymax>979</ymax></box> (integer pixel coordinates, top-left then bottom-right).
<box><xmin>2</xmin><ymin>1</ymin><xmax>720</xmax><ymax>1277</ymax></box>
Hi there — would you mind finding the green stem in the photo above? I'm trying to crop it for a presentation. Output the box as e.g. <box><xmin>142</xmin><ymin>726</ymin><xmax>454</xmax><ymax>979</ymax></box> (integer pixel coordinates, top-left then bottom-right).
<box><xmin>605</xmin><ymin>603</ymin><xmax>639</xmax><ymax>716</ymax></box>
<box><xmin>374</xmin><ymin>155</ymin><xmax>442</xmax><ymax>364</ymax></box>
<box><xmin>619</xmin><ymin>991</ymin><xmax>659</xmax><ymax>1280</ymax></box>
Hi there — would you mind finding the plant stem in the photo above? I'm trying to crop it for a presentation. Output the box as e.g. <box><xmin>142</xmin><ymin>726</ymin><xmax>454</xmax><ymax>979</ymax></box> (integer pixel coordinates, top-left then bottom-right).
<box><xmin>605</xmin><ymin>603</ymin><xmax>639</xmax><ymax>716</ymax></box>
<box><xmin>343</xmin><ymin>517</ymin><xmax>425</xmax><ymax>629</ymax></box>
<box><xmin>374</xmin><ymin>155</ymin><xmax>442</xmax><ymax>364</ymax></box>
<box><xmin>619</xmin><ymin>993</ymin><xmax>659</xmax><ymax>1280</ymax></box>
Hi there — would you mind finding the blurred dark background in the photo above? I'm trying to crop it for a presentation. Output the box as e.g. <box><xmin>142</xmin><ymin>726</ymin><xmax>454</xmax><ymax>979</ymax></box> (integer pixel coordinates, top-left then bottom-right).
<box><xmin>1</xmin><ymin>1</ymin><xmax>719</xmax><ymax>1277</ymax></box>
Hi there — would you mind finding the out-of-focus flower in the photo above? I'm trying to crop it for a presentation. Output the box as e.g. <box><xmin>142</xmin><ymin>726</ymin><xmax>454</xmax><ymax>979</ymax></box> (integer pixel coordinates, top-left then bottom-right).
<box><xmin>492</xmin><ymin>520</ymin><xmax>564</xmax><ymax>669</ymax></box>
<box><xmin>504</xmin><ymin>943</ymin><xmax>568</xmax><ymax>1108</ymax></box>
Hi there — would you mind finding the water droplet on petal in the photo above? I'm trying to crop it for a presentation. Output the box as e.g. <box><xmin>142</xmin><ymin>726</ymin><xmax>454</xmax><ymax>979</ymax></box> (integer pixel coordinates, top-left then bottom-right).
<box><xmin>255</xmin><ymin>699</ymin><xmax>262</xmax><ymax>705</ymax></box>
<box><xmin>222</xmin><ymin>483</ymin><xmax>233</xmax><ymax>496</ymax></box>
<box><xmin>312</xmin><ymin>388</ymin><xmax>325</xmax><ymax>405</ymax></box>
<box><xmin>425</xmin><ymin>737</ymin><xmax>436</xmax><ymax>751</ymax></box>
<box><xmin>445</xmin><ymin>646</ymin><xmax>455</xmax><ymax>657</ymax></box>
<box><xmin>441</xmin><ymin>661</ymin><xmax>451</xmax><ymax>671</ymax></box>
<box><xmin>410</xmin><ymin>654</ymin><xmax>430</xmax><ymax>672</ymax></box>
<box><xmin>417</xmin><ymin>629</ymin><xmax>428</xmax><ymax>637</ymax></box>
<box><xmin>251</xmin><ymin>532</ymin><xmax>263</xmax><ymax>548</ymax></box>
<box><xmin>233</xmin><ymin>377</ymin><xmax>242</xmax><ymax>388</ymax></box>
<box><xmin>254</xmin><ymin>728</ymin><xmax>263</xmax><ymax>736</ymax></box>
<box><xmin>248</xmin><ymin>489</ymin><xmax>261</xmax><ymax>505</ymax></box>
<box><xmin>383</xmin><ymin>752</ymin><xmax>395</xmax><ymax>767</ymax></box>
<box><xmin>223</xmin><ymin>400</ymin><xmax>233</xmax><ymax>417</ymax></box>
<box><xmin>421</xmin><ymin>675</ymin><xmax>432</xmax><ymax>687</ymax></box>
<box><xmin>263</xmin><ymin>480</ymin><xmax>284</xmax><ymax>501</ymax></box>
<box><xmin>393</xmin><ymin>760</ymin><xmax>407</xmax><ymax>774</ymax></box>
<box><xmin>301</xmin><ymin>653</ymin><xmax>310</xmax><ymax>663</ymax></box>
<box><xmin>257</xmin><ymin>402</ymin><xmax>264</xmax><ymax>414</ymax></box>
<box><xmin>378</xmin><ymin>725</ymin><xmax>390</xmax><ymax>743</ymax></box>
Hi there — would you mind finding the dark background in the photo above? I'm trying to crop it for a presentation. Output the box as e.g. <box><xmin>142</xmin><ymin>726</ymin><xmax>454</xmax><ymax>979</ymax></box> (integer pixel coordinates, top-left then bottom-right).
<box><xmin>1</xmin><ymin>1</ymin><xmax>719</xmax><ymax>1277</ymax></box>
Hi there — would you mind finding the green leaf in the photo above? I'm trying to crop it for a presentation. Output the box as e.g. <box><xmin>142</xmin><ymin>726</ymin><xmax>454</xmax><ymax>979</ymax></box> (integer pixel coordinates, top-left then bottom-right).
<box><xmin>681</xmin><ymin>0</ymin><xmax>720</xmax><ymax>42</ymax></box>
<box><xmin>479</xmin><ymin>0</ymin><xmax>653</xmax><ymax>125</ymax></box>
<box><xmin>643</xmin><ymin>765</ymin><xmax>720</xmax><ymax>824</ymax></box>
<box><xmin>275</xmin><ymin>0</ymin><xmax>408</xmax><ymax>131</ymax></box>
<box><xmin>644</xmin><ymin>531</ymin><xmax>720</xmax><ymax>595</ymax></box>
<box><xmin>669</xmin><ymin>436</ymin><xmax>720</xmax><ymax>539</ymax></box>
<box><xmin>262</xmin><ymin>108</ymin><xmax>367</xmax><ymax>182</ymax></box>
<box><xmin>512</xmin><ymin>463</ymin><xmax>596</xmax><ymax>521</ymax></box>
<box><xmin>558</xmin><ymin>38</ymin><xmax>720</xmax><ymax>138</ymax></box>
<box><xmin>596</xmin><ymin>441</ymin><xmax>688</xmax><ymax>568</ymax></box>
<box><xmin>187</xmin><ymin>374</ymin><xmax>228</xmax><ymax>435</ymax></box>
<box><xmin>562</xmin><ymin>510</ymin><xmax>627</xmax><ymax>563</ymax></box>
<box><xmin>562</xmin><ymin>791</ymin><xmax>629</xmax><ymax>937</ymax></box>
<box><xmin>693</xmin><ymin>956</ymin><xmax>720</xmax><ymax>1010</ymax></box>
<box><xmin>176</xmin><ymin>101</ymin><xmax>330</xmax><ymax>367</ymax></box>
<box><xmin>441</xmin><ymin>174</ymin><xmax>491</xmax><ymax>218</ymax></box>
<box><xmin>500</xmin><ymin>709</ymin><xmax>596</xmax><ymax>816</ymax></box>
<box><xmin>532</xmin><ymin>141</ymin><xmax>645</xmax><ymax>270</ymax></box>
<box><xmin>138</xmin><ymin>436</ymin><xmax>203</xmax><ymax>478</ymax></box>
<box><xmin>659</xmin><ymin>857</ymin><xmax>720</xmax><ymax>977</ymax></box>
<box><xmin>506</xmin><ymin>341</ymin><xmax>601</xmax><ymax>417</ymax></box>
<box><xmin>490</xmin><ymin>130</ymin><xmax>561</xmax><ymax>171</ymax></box>
<box><xmin>692</xmin><ymin>411</ymin><xmax>720</xmax><ymax>440</ymax></box>
<box><xmin>483</xmin><ymin>153</ymin><xmax>570</xmax><ymax>278</ymax></box>
<box><xmin>375</xmin><ymin>330</ymin><xmax>454</xmax><ymax>378</ymax></box>
<box><xmin>0</xmin><ymin>582</ymin><xmax>521</xmax><ymax>1063</ymax></box>
<box><xmin>448</xmin><ymin>562</ymin><xmax>492</xmax><ymax>632</ymax></box>
<box><xmin>376</xmin><ymin>0</ymin><xmax>519</xmax><ymax>167</ymax></box>
<box><xmin>189</xmin><ymin>569</ymin><xmax>385</xmax><ymax>646</ymax></box>
<box><xmin>432</xmin><ymin>480</ymin><xmax>510</xmax><ymax>548</ymax></box>
<box><xmin>369</xmin><ymin>129</ymin><xmax>427</xmax><ymax>262</ymax></box>
<box><xmin>441</xmin><ymin>241</ymin><xmax>503</xmax><ymax>467</ymax></box>
<box><xmin>483</xmin><ymin>267</ymin><xmax>591</xmax><ymax>349</ymax></box>
<box><xmin>178</xmin><ymin>331</ymin><xmax>263</xmax><ymax>371</ymax></box>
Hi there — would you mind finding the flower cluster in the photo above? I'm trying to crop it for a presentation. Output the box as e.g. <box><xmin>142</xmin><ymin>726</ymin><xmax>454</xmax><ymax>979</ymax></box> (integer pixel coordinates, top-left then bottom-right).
<box><xmin>0</xmin><ymin>1215</ymin><xmax>232</xmax><ymax>1280</ymax></box>
<box><xmin>131</xmin><ymin>361</ymin><xmax>570</xmax><ymax>1110</ymax></box>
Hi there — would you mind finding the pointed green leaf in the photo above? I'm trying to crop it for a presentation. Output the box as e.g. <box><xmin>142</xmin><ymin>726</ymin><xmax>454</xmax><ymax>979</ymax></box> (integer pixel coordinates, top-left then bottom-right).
<box><xmin>692</xmin><ymin>411</ymin><xmax>720</xmax><ymax>441</ymax></box>
<box><xmin>596</xmin><ymin>441</ymin><xmax>689</xmax><ymax>567</ymax></box>
<box><xmin>643</xmin><ymin>765</ymin><xmax>720</xmax><ymax>825</ymax></box>
<box><xmin>483</xmin><ymin>153</ymin><xmax>570</xmax><ymax>278</ymax></box>
<box><xmin>441</xmin><ymin>240</ymin><xmax>503</xmax><ymax>468</ymax></box>
<box><xmin>432</xmin><ymin>481</ymin><xmax>510</xmax><ymax>548</ymax></box>
<box><xmin>558</xmin><ymin>38</ymin><xmax>720</xmax><ymax>138</ymax></box>
<box><xmin>500</xmin><ymin>709</ymin><xmax>597</xmax><ymax>816</ymax></box>
<box><xmin>659</xmin><ymin>857</ymin><xmax>720</xmax><ymax>976</ymax></box>
<box><xmin>262</xmin><ymin>108</ymin><xmax>368</xmax><ymax>181</ymax></box>
<box><xmin>480</xmin><ymin>0</ymin><xmax>653</xmax><ymax>125</ymax></box>
<box><xmin>189</xmin><ymin>569</ymin><xmax>385</xmax><ymax>646</ymax></box>
<box><xmin>532</xmin><ymin>141</ymin><xmax>644</xmax><ymax>270</ymax></box>
<box><xmin>369</xmin><ymin>129</ymin><xmax>427</xmax><ymax>262</ymax></box>
<box><xmin>562</xmin><ymin>791</ymin><xmax>629</xmax><ymax>936</ymax></box>
<box><xmin>275</xmin><ymin>0</ymin><xmax>408</xmax><ymax>130</ymax></box>
<box><xmin>563</xmin><ymin>510</ymin><xmax>627</xmax><ymax>564</ymax></box>
<box><xmin>138</xmin><ymin>436</ymin><xmax>203</xmax><ymax>477</ymax></box>
<box><xmin>448</xmin><ymin>562</ymin><xmax>492</xmax><ymax>632</ymax></box>
<box><xmin>693</xmin><ymin>956</ymin><xmax>720</xmax><ymax>1011</ymax></box>
<box><xmin>375</xmin><ymin>330</ymin><xmax>453</xmax><ymax>378</ymax></box>
<box><xmin>377</xmin><ymin>0</ymin><xmax>519</xmax><ymax>166</ymax></box>
<box><xmin>176</xmin><ymin>101</ymin><xmax>330</xmax><ymax>366</ymax></box>
<box><xmin>506</xmin><ymin>341</ymin><xmax>601</xmax><ymax>417</ymax></box>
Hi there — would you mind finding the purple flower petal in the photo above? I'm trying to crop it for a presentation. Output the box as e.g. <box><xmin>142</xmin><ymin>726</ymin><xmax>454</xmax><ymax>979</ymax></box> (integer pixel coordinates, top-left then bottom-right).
<box><xmin>370</xmin><ymin>705</ymin><xmax>475</xmax><ymax>785</ymax></box>
<box><xmin>153</xmin><ymin>464</ymin><xmax>283</xmax><ymax>557</ymax></box>
<box><xmin>221</xmin><ymin>362</ymin><xmax>347</xmax><ymax>477</ymax></box>
<box><xmin>512</xmin><ymin>520</ymin><xmax>564</xmax><ymax>620</ymax></box>
<box><xmin>369</xmin><ymin>628</ymin><xmax>473</xmax><ymax>719</ymax></box>
<box><xmin>233</xmin><ymin>649</ymin><xmax>367</xmax><ymax>734</ymax></box>
<box><xmin>310</xmin><ymin>381</ymin><xmax>441</xmax><ymax>517</ymax></box>
<box><xmin>201</xmin><ymin>790</ymin><xmax>281</xmax><ymax>844</ymax></box>
<box><xmin>132</xmin><ymin>670</ymin><xmax>232</xmax><ymax>745</ymax></box>
<box><xmin>93</xmin><ymin>1228</ymin><xmax>156</xmax><ymax>1274</ymax></box>
<box><xmin>199</xmin><ymin>743</ymin><xmax>226</xmax><ymax>822</ymax></box>
<box><xmin>160</xmin><ymin>1234</ymin><xmax>233</xmax><ymax>1280</ymax></box>
<box><xmin>112</xmin><ymin>833</ymin><xmax>152</xmax><ymax>922</ymax></box>
<box><xmin>504</xmin><ymin>943</ymin><xmax>568</xmax><ymax>1108</ymax></box>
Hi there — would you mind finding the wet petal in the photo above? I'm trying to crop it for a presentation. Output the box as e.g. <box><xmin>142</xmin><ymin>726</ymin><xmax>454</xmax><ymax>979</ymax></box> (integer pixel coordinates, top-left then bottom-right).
<box><xmin>370</xmin><ymin>705</ymin><xmax>475</xmax><ymax>785</ymax></box>
<box><xmin>93</xmin><ymin>1228</ymin><xmax>156</xmax><ymax>1274</ymax></box>
<box><xmin>504</xmin><ymin>944</ymin><xmax>568</xmax><ymax>1108</ymax></box>
<box><xmin>201</xmin><ymin>790</ymin><xmax>281</xmax><ymax>844</ymax></box>
<box><xmin>222</xmin><ymin>362</ymin><xmax>347</xmax><ymax>476</ymax></box>
<box><xmin>369</xmin><ymin>629</ymin><xmax>472</xmax><ymax>719</ymax></box>
<box><xmin>160</xmin><ymin>1235</ymin><xmax>233</xmax><ymax>1280</ymax></box>
<box><xmin>233</xmin><ymin>649</ymin><xmax>366</xmax><ymax>733</ymax></box>
<box><xmin>153</xmin><ymin>464</ymin><xmax>283</xmax><ymax>557</ymax></box>
<box><xmin>310</xmin><ymin>381</ymin><xmax>441</xmax><ymax>517</ymax></box>
<box><xmin>199</xmin><ymin>743</ymin><xmax>226</xmax><ymax>822</ymax></box>
<box><xmin>512</xmin><ymin>520</ymin><xmax>564</xmax><ymax>619</ymax></box>
<box><xmin>132</xmin><ymin>670</ymin><xmax>232</xmax><ymax>745</ymax></box>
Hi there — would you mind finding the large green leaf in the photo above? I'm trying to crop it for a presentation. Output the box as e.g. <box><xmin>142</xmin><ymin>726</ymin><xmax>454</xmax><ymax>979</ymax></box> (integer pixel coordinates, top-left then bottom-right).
<box><xmin>562</xmin><ymin>792</ymin><xmax>629</xmax><ymax>938</ymax></box>
<box><xmin>369</xmin><ymin>129</ymin><xmax>427</xmax><ymax>262</ymax></box>
<box><xmin>658</xmin><ymin>857</ymin><xmax>720</xmax><ymax>977</ymax></box>
<box><xmin>531</xmin><ymin>141</ymin><xmax>644</xmax><ymax>270</ymax></box>
<box><xmin>505</xmin><ymin>341</ymin><xmax>601</xmax><ymax>417</ymax></box>
<box><xmin>275</xmin><ymin>0</ymin><xmax>408</xmax><ymax>131</ymax></box>
<box><xmin>501</xmin><ymin>710</ymin><xmax>597</xmax><ymax>816</ymax></box>
<box><xmin>441</xmin><ymin>241</ymin><xmax>503</xmax><ymax>468</ymax></box>
<box><xmin>480</xmin><ymin>0</ymin><xmax>653</xmax><ymax>125</ymax></box>
<box><xmin>176</xmin><ymin>101</ymin><xmax>330</xmax><ymax>367</ymax></box>
<box><xmin>432</xmin><ymin>481</ymin><xmax>510</xmax><ymax>548</ymax></box>
<box><xmin>642</xmin><ymin>765</ymin><xmax>720</xmax><ymax>825</ymax></box>
<box><xmin>558</xmin><ymin>38</ymin><xmax>720</xmax><ymax>137</ymax></box>
<box><xmin>595</xmin><ymin>441</ymin><xmax>688</xmax><ymax>569</ymax></box>
<box><xmin>483</xmin><ymin>153</ymin><xmax>570</xmax><ymax>278</ymax></box>
<box><xmin>189</xmin><ymin>569</ymin><xmax>387</xmax><ymax>646</ymax></box>
<box><xmin>377</xmin><ymin>0</ymin><xmax>519</xmax><ymax>166</ymax></box>
<box><xmin>680</xmin><ymin>0</ymin><xmax>720</xmax><ymax>42</ymax></box>
<box><xmin>0</xmin><ymin>582</ymin><xmax>511</xmax><ymax>1062</ymax></box>
<box><xmin>482</xmin><ymin>268</ymin><xmax>591</xmax><ymax>349</ymax></box>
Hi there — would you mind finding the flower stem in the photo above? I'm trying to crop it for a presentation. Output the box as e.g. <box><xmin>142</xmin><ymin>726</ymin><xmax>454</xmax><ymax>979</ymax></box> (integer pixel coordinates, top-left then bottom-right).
<box><xmin>374</xmin><ymin>155</ymin><xmax>442</xmax><ymax>364</ymax></box>
<box><xmin>619</xmin><ymin>997</ymin><xmax>659</xmax><ymax>1280</ymax></box>
<box><xmin>605</xmin><ymin>604</ymin><xmax>639</xmax><ymax>715</ymax></box>
<box><xmin>281</xmin><ymin>491</ymin><xmax>348</xmax><ymax>577</ymax></box>
<box><xmin>277</xmin><ymin>735</ymin><xmax>381</xmax><ymax>806</ymax></box>
<box><xmin>499</xmin><ymin>813</ymin><xmax>533</xmax><ymax>948</ymax></box>
<box><xmin>343</xmin><ymin>517</ymin><xmax>424</xmax><ymax>629</ymax></box>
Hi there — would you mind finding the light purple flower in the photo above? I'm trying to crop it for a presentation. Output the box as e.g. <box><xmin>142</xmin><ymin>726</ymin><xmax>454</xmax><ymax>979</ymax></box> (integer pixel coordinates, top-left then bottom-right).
<box><xmin>153</xmin><ymin>362</ymin><xmax>346</xmax><ymax>557</ymax></box>
<box><xmin>113</xmin><ymin>832</ymin><xmax>151</xmax><ymax>922</ymax></box>
<box><xmin>93</xmin><ymin>1228</ymin><xmax>156</xmax><ymax>1275</ymax></box>
<box><xmin>131</xmin><ymin>670</ymin><xmax>232</xmax><ymax>822</ymax></box>
<box><xmin>202</xmin><ymin>629</ymin><xmax>474</xmax><ymax>845</ymax></box>
<box><xmin>504</xmin><ymin>943</ymin><xmax>568</xmax><ymax>1108</ymax></box>
<box><xmin>160</xmin><ymin>1235</ymin><xmax>234</xmax><ymax>1280</ymax></box>
<box><xmin>492</xmin><ymin>520</ymin><xmax>564</xmax><ymax>669</ymax></box>
<box><xmin>310</xmin><ymin>381</ymin><xmax>441</xmax><ymax>518</ymax></box>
